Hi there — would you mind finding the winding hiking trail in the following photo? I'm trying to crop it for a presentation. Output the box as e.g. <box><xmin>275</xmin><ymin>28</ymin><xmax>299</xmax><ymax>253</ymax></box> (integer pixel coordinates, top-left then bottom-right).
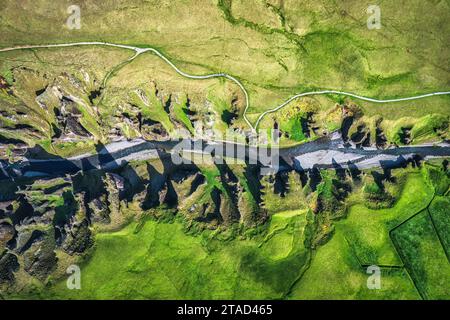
<box><xmin>1</xmin><ymin>41</ymin><xmax>450</xmax><ymax>131</ymax></box>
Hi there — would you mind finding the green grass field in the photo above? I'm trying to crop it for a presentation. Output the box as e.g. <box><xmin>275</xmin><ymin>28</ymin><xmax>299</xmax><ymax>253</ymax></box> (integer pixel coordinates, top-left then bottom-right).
<box><xmin>288</xmin><ymin>230</ymin><xmax>420</xmax><ymax>300</ymax></box>
<box><xmin>429</xmin><ymin>196</ymin><xmax>450</xmax><ymax>257</ymax></box>
<box><xmin>341</xmin><ymin>172</ymin><xmax>434</xmax><ymax>266</ymax></box>
<box><xmin>1</xmin><ymin>0</ymin><xmax>449</xmax><ymax>131</ymax></box>
<box><xmin>391</xmin><ymin>210</ymin><xmax>450</xmax><ymax>300</ymax></box>
<box><xmin>18</xmin><ymin>210</ymin><xmax>309</xmax><ymax>300</ymax></box>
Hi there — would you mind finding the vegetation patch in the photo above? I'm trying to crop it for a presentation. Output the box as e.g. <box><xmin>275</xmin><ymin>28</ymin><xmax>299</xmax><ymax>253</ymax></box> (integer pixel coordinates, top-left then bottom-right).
<box><xmin>391</xmin><ymin>211</ymin><xmax>450</xmax><ymax>300</ymax></box>
<box><xmin>23</xmin><ymin>209</ymin><xmax>310</xmax><ymax>300</ymax></box>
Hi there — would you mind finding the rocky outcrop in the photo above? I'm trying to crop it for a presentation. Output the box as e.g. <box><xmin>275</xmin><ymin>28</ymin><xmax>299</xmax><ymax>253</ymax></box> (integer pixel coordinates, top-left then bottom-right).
<box><xmin>0</xmin><ymin>159</ymin><xmax>268</xmax><ymax>286</ymax></box>
<box><xmin>53</xmin><ymin>97</ymin><xmax>92</xmax><ymax>138</ymax></box>
<box><xmin>62</xmin><ymin>219</ymin><xmax>93</xmax><ymax>255</ymax></box>
<box><xmin>0</xmin><ymin>251</ymin><xmax>19</xmax><ymax>284</ymax></box>
<box><xmin>22</xmin><ymin>234</ymin><xmax>57</xmax><ymax>281</ymax></box>
<box><xmin>103</xmin><ymin>173</ymin><xmax>122</xmax><ymax>217</ymax></box>
<box><xmin>88</xmin><ymin>196</ymin><xmax>110</xmax><ymax>224</ymax></box>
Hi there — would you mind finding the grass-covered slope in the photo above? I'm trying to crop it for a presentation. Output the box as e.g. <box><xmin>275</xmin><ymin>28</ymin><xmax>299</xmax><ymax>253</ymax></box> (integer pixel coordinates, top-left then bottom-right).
<box><xmin>391</xmin><ymin>210</ymin><xmax>450</xmax><ymax>300</ymax></box>
<box><xmin>1</xmin><ymin>0</ymin><xmax>449</xmax><ymax>129</ymax></box>
<box><xmin>6</xmin><ymin>162</ymin><xmax>446</xmax><ymax>300</ymax></box>
<box><xmin>288</xmin><ymin>230</ymin><xmax>420</xmax><ymax>300</ymax></box>
<box><xmin>342</xmin><ymin>173</ymin><xmax>434</xmax><ymax>266</ymax></box>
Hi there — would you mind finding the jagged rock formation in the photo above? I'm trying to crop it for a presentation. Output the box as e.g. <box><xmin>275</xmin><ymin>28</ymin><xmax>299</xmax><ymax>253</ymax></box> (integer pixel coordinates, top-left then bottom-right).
<box><xmin>0</xmin><ymin>159</ymin><xmax>269</xmax><ymax>288</ymax></box>
<box><xmin>0</xmin><ymin>143</ymin><xmax>445</xmax><ymax>292</ymax></box>
<box><xmin>0</xmin><ymin>251</ymin><xmax>19</xmax><ymax>284</ymax></box>
<box><xmin>22</xmin><ymin>231</ymin><xmax>57</xmax><ymax>281</ymax></box>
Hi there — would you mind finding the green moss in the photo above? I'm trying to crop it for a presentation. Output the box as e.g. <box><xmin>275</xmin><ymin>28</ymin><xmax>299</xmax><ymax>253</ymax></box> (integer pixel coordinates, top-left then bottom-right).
<box><xmin>364</xmin><ymin>182</ymin><xmax>382</xmax><ymax>195</ymax></box>
<box><xmin>200</xmin><ymin>166</ymin><xmax>225</xmax><ymax>193</ymax></box>
<box><xmin>206</xmin><ymin>93</ymin><xmax>230</xmax><ymax>133</ymax></box>
<box><xmin>280</xmin><ymin>116</ymin><xmax>307</xmax><ymax>142</ymax></box>
<box><xmin>422</xmin><ymin>163</ymin><xmax>449</xmax><ymax>196</ymax></box>
<box><xmin>171</xmin><ymin>93</ymin><xmax>194</xmax><ymax>134</ymax></box>
<box><xmin>0</xmin><ymin>68</ymin><xmax>13</xmax><ymax>85</ymax></box>
<box><xmin>25</xmin><ymin>209</ymin><xmax>309</xmax><ymax>300</ymax></box>
<box><xmin>384</xmin><ymin>114</ymin><xmax>448</xmax><ymax>145</ymax></box>
<box><xmin>428</xmin><ymin>196</ymin><xmax>450</xmax><ymax>257</ymax></box>
<box><xmin>342</xmin><ymin>172</ymin><xmax>433</xmax><ymax>266</ymax></box>
<box><xmin>130</xmin><ymin>84</ymin><xmax>175</xmax><ymax>134</ymax></box>
<box><xmin>289</xmin><ymin>230</ymin><xmax>419</xmax><ymax>300</ymax></box>
<box><xmin>391</xmin><ymin>211</ymin><xmax>450</xmax><ymax>299</ymax></box>
<box><xmin>0</xmin><ymin>0</ymin><xmax>449</xmax><ymax>134</ymax></box>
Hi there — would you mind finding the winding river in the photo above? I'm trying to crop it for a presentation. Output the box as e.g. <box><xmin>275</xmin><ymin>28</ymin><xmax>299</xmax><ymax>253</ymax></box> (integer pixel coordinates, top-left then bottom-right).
<box><xmin>1</xmin><ymin>133</ymin><xmax>448</xmax><ymax>180</ymax></box>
